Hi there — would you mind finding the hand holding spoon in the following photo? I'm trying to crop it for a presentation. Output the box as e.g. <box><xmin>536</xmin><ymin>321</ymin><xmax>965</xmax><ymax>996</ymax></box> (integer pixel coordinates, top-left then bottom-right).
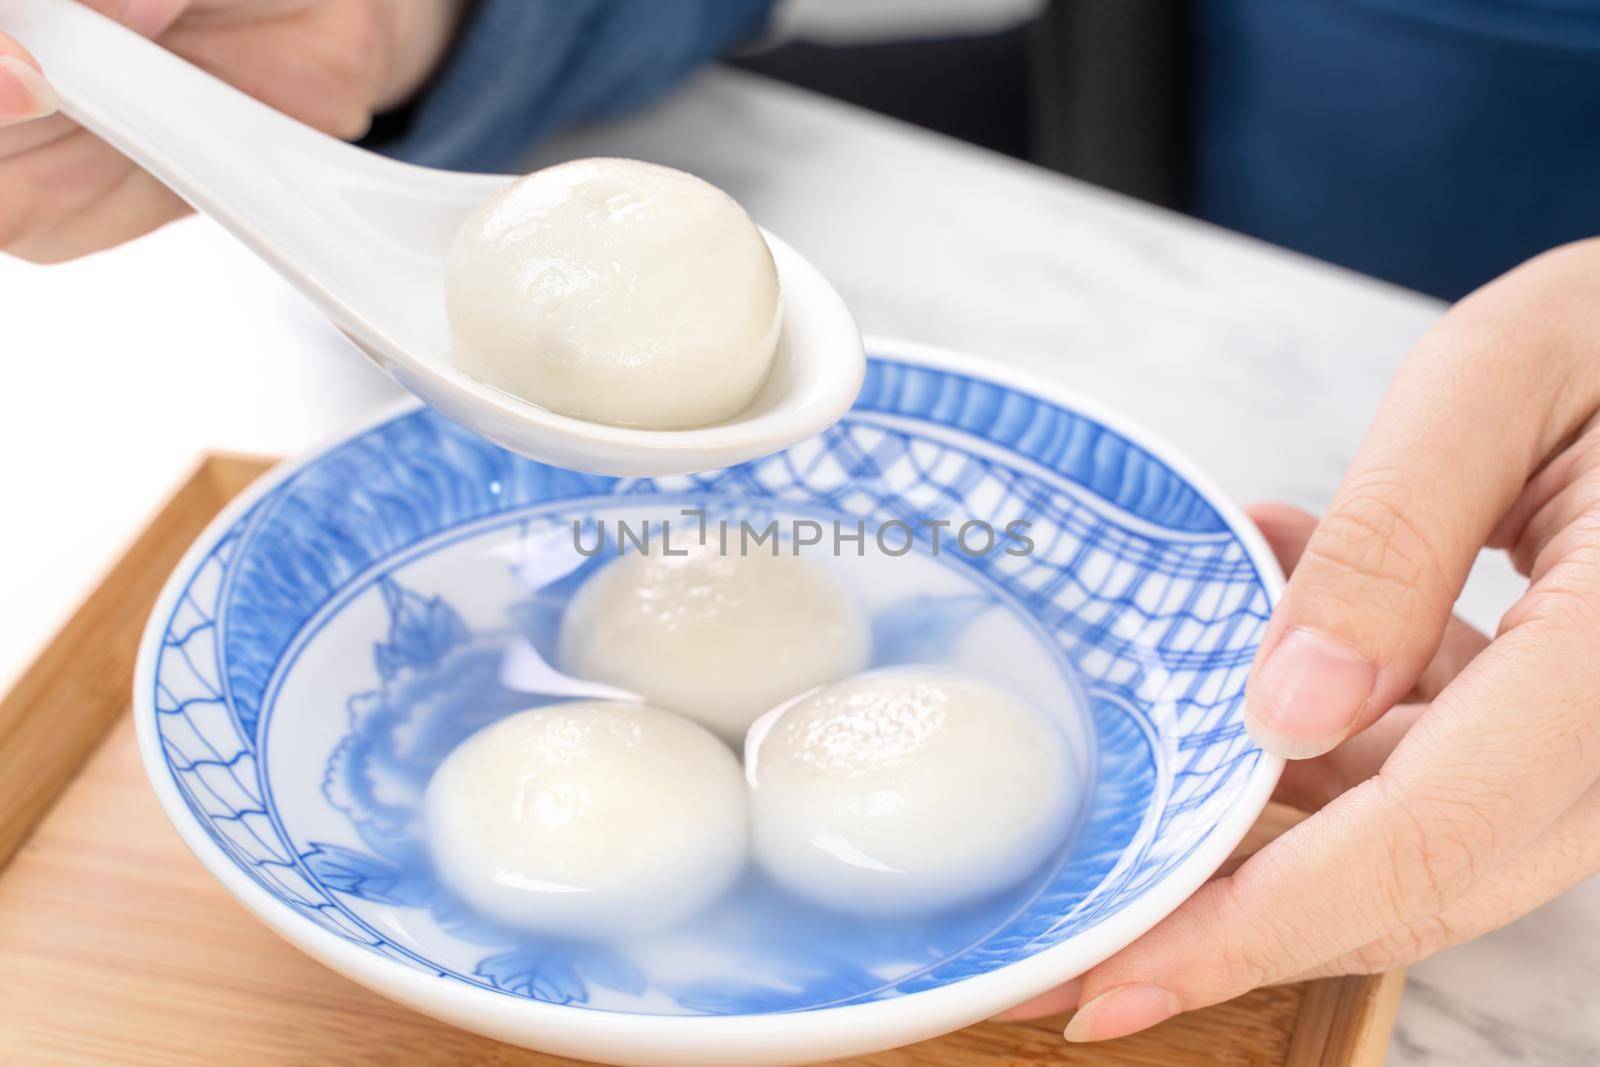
<box><xmin>1</xmin><ymin>0</ymin><xmax>865</xmax><ymax>476</ymax></box>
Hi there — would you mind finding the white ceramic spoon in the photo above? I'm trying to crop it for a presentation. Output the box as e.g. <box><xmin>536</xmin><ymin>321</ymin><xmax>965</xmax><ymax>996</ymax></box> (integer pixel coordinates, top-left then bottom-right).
<box><xmin>3</xmin><ymin>0</ymin><xmax>865</xmax><ymax>476</ymax></box>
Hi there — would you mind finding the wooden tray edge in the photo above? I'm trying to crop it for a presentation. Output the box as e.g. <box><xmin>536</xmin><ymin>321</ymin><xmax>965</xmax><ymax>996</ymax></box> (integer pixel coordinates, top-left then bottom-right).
<box><xmin>1286</xmin><ymin>967</ymin><xmax>1408</xmax><ymax>1067</ymax></box>
<box><xmin>0</xmin><ymin>451</ymin><xmax>275</xmax><ymax>872</ymax></box>
<box><xmin>0</xmin><ymin>452</ymin><xmax>1405</xmax><ymax>1066</ymax></box>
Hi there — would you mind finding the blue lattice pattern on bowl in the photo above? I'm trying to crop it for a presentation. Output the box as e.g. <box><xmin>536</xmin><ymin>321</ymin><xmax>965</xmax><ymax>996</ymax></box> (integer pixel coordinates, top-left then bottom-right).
<box><xmin>144</xmin><ymin>348</ymin><xmax>1278</xmax><ymax>1019</ymax></box>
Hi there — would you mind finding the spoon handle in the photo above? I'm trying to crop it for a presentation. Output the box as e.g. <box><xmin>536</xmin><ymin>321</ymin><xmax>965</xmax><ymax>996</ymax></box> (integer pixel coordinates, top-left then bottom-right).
<box><xmin>2</xmin><ymin>0</ymin><xmax>363</xmax><ymax>243</ymax></box>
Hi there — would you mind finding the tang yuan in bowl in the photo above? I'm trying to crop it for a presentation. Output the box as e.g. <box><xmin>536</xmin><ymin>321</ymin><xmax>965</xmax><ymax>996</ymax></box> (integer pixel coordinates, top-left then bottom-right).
<box><xmin>133</xmin><ymin>339</ymin><xmax>1283</xmax><ymax>1067</ymax></box>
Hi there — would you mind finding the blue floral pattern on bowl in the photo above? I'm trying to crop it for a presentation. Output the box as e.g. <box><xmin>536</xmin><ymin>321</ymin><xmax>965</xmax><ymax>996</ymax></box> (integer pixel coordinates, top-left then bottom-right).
<box><xmin>145</xmin><ymin>352</ymin><xmax>1276</xmax><ymax>1016</ymax></box>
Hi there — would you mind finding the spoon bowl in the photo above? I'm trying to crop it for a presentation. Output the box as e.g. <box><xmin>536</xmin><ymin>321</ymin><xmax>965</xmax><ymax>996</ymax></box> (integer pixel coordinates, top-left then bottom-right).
<box><xmin>3</xmin><ymin>0</ymin><xmax>865</xmax><ymax>475</ymax></box>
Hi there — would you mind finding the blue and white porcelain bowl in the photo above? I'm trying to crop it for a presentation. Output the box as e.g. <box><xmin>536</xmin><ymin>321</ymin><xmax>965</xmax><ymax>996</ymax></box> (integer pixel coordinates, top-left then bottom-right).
<box><xmin>134</xmin><ymin>339</ymin><xmax>1283</xmax><ymax>1066</ymax></box>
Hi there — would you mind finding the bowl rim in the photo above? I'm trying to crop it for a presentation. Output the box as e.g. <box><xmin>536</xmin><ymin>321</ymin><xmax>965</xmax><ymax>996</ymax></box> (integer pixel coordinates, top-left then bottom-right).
<box><xmin>132</xmin><ymin>335</ymin><xmax>1284</xmax><ymax>1061</ymax></box>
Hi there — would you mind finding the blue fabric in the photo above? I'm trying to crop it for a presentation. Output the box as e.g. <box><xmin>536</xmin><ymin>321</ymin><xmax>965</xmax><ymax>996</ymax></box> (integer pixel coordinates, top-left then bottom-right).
<box><xmin>1193</xmin><ymin>0</ymin><xmax>1600</xmax><ymax>298</ymax></box>
<box><xmin>371</xmin><ymin>0</ymin><xmax>777</xmax><ymax>173</ymax></box>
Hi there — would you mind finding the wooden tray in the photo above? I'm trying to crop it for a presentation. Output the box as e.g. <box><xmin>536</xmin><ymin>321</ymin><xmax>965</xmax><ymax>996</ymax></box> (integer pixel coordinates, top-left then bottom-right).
<box><xmin>0</xmin><ymin>454</ymin><xmax>1405</xmax><ymax>1066</ymax></box>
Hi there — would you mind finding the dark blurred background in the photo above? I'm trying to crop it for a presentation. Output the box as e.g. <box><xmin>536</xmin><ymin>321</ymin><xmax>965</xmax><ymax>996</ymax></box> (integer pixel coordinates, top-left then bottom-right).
<box><xmin>732</xmin><ymin>0</ymin><xmax>1600</xmax><ymax>304</ymax></box>
<box><xmin>734</xmin><ymin>2</ymin><xmax>1188</xmax><ymax>210</ymax></box>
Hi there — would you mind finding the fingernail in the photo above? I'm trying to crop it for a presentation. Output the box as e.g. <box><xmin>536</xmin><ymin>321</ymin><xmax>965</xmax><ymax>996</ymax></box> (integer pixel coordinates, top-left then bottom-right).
<box><xmin>1063</xmin><ymin>984</ymin><xmax>1182</xmax><ymax>1042</ymax></box>
<box><xmin>0</xmin><ymin>56</ymin><xmax>59</xmax><ymax>125</ymax></box>
<box><xmin>1246</xmin><ymin>628</ymin><xmax>1376</xmax><ymax>759</ymax></box>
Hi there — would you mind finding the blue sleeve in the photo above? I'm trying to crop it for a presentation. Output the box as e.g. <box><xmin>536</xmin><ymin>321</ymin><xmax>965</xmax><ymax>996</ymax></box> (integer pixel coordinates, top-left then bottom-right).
<box><xmin>370</xmin><ymin>0</ymin><xmax>778</xmax><ymax>172</ymax></box>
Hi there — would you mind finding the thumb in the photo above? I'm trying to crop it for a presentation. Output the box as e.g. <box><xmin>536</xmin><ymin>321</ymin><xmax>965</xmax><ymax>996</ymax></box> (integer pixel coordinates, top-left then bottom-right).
<box><xmin>0</xmin><ymin>38</ymin><xmax>57</xmax><ymax>125</ymax></box>
<box><xmin>1246</xmin><ymin>246</ymin><xmax>1600</xmax><ymax>758</ymax></box>
<box><xmin>0</xmin><ymin>0</ymin><xmax>193</xmax><ymax>126</ymax></box>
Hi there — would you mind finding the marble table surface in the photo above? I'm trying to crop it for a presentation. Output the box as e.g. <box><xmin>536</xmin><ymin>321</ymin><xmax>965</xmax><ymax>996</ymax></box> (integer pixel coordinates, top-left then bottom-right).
<box><xmin>0</xmin><ymin>67</ymin><xmax>1591</xmax><ymax>1066</ymax></box>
